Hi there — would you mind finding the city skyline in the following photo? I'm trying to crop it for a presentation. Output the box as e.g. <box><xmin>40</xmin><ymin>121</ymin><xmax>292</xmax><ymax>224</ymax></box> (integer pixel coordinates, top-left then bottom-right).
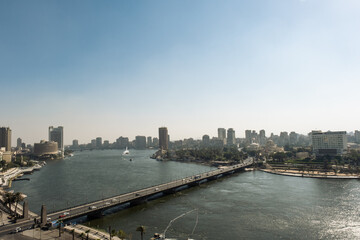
<box><xmin>1</xmin><ymin>1</ymin><xmax>360</xmax><ymax>145</ymax></box>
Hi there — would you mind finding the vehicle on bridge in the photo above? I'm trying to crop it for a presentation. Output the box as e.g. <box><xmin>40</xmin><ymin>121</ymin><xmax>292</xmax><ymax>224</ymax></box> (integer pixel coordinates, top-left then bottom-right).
<box><xmin>59</xmin><ymin>211</ymin><xmax>70</xmax><ymax>218</ymax></box>
<box><xmin>11</xmin><ymin>227</ymin><xmax>22</xmax><ymax>234</ymax></box>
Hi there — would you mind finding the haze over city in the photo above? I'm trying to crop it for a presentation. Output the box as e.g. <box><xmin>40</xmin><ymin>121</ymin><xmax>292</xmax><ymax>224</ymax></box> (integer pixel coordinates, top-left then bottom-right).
<box><xmin>1</xmin><ymin>0</ymin><xmax>360</xmax><ymax>145</ymax></box>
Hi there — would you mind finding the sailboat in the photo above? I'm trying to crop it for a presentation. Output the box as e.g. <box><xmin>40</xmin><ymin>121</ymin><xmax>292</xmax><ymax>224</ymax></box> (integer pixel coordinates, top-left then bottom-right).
<box><xmin>123</xmin><ymin>147</ymin><xmax>130</xmax><ymax>155</ymax></box>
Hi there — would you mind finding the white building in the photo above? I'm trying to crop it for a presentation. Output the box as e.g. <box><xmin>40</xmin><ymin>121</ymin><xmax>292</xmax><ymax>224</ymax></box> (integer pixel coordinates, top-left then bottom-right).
<box><xmin>311</xmin><ymin>131</ymin><xmax>347</xmax><ymax>156</ymax></box>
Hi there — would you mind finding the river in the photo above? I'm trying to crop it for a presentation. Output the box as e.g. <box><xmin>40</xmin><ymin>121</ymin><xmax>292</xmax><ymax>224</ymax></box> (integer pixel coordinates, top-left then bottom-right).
<box><xmin>11</xmin><ymin>150</ymin><xmax>360</xmax><ymax>239</ymax></box>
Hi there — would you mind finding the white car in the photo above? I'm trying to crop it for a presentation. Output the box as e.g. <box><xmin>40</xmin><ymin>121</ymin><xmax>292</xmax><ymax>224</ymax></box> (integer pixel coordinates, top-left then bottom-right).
<box><xmin>89</xmin><ymin>206</ymin><xmax>97</xmax><ymax>210</ymax></box>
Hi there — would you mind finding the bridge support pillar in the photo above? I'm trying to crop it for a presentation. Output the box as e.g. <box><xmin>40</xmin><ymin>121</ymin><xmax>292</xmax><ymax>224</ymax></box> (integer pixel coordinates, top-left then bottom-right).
<box><xmin>40</xmin><ymin>204</ymin><xmax>47</xmax><ymax>226</ymax></box>
<box><xmin>87</xmin><ymin>210</ymin><xmax>103</xmax><ymax>219</ymax></box>
<box><xmin>130</xmin><ymin>197</ymin><xmax>146</xmax><ymax>207</ymax></box>
<box><xmin>22</xmin><ymin>201</ymin><xmax>29</xmax><ymax>220</ymax></box>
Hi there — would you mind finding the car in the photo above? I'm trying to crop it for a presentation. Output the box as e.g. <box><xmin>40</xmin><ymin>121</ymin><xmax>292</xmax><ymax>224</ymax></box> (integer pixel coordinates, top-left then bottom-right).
<box><xmin>89</xmin><ymin>206</ymin><xmax>97</xmax><ymax>209</ymax></box>
<box><xmin>154</xmin><ymin>188</ymin><xmax>159</xmax><ymax>191</ymax></box>
<box><xmin>111</xmin><ymin>199</ymin><xmax>117</xmax><ymax>203</ymax></box>
<box><xmin>47</xmin><ymin>217</ymin><xmax>51</xmax><ymax>222</ymax></box>
<box><xmin>63</xmin><ymin>212</ymin><xmax>70</xmax><ymax>216</ymax></box>
<box><xmin>59</xmin><ymin>214</ymin><xmax>66</xmax><ymax>218</ymax></box>
<box><xmin>135</xmin><ymin>193</ymin><xmax>140</xmax><ymax>196</ymax></box>
<box><xmin>12</xmin><ymin>227</ymin><xmax>22</xmax><ymax>234</ymax></box>
<box><xmin>105</xmin><ymin>202</ymin><xmax>110</xmax><ymax>205</ymax></box>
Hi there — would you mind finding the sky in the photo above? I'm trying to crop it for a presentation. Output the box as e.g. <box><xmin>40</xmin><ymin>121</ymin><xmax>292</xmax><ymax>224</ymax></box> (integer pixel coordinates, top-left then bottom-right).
<box><xmin>1</xmin><ymin>0</ymin><xmax>360</xmax><ymax>145</ymax></box>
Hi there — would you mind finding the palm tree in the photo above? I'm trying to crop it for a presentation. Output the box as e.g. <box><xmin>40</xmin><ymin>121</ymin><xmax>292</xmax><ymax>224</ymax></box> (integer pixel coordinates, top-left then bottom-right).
<box><xmin>3</xmin><ymin>192</ymin><xmax>16</xmax><ymax>216</ymax></box>
<box><xmin>136</xmin><ymin>225</ymin><xmax>146</xmax><ymax>240</ymax></box>
<box><xmin>70</xmin><ymin>229</ymin><xmax>75</xmax><ymax>240</ymax></box>
<box><xmin>111</xmin><ymin>229</ymin><xmax>117</xmax><ymax>239</ymax></box>
<box><xmin>85</xmin><ymin>229</ymin><xmax>90</xmax><ymax>240</ymax></box>
<box><xmin>79</xmin><ymin>232</ymin><xmax>86</xmax><ymax>240</ymax></box>
<box><xmin>14</xmin><ymin>192</ymin><xmax>24</xmax><ymax>219</ymax></box>
<box><xmin>117</xmin><ymin>229</ymin><xmax>127</xmax><ymax>240</ymax></box>
<box><xmin>58</xmin><ymin>220</ymin><xmax>63</xmax><ymax>237</ymax></box>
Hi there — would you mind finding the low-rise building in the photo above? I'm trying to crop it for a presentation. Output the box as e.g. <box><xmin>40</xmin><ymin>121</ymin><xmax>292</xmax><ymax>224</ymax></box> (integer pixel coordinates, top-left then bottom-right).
<box><xmin>33</xmin><ymin>140</ymin><xmax>58</xmax><ymax>156</ymax></box>
<box><xmin>2</xmin><ymin>151</ymin><xmax>12</xmax><ymax>163</ymax></box>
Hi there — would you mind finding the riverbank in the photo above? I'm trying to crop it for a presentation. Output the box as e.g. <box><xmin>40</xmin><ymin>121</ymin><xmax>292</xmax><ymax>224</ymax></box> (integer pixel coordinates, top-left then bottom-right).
<box><xmin>0</xmin><ymin>162</ymin><xmax>45</xmax><ymax>188</ymax></box>
<box><xmin>261</xmin><ymin>168</ymin><xmax>360</xmax><ymax>179</ymax></box>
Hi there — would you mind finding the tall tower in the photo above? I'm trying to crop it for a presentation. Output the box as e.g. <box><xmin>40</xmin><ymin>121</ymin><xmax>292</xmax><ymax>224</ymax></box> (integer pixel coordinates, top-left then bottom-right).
<box><xmin>245</xmin><ymin>130</ymin><xmax>251</xmax><ymax>144</ymax></box>
<box><xmin>259</xmin><ymin>129</ymin><xmax>266</xmax><ymax>146</ymax></box>
<box><xmin>159</xmin><ymin>127</ymin><xmax>169</xmax><ymax>150</ymax></box>
<box><xmin>49</xmin><ymin>126</ymin><xmax>64</xmax><ymax>151</ymax></box>
<box><xmin>17</xmin><ymin>138</ymin><xmax>22</xmax><ymax>149</ymax></box>
<box><xmin>0</xmin><ymin>127</ymin><xmax>11</xmax><ymax>151</ymax></box>
<box><xmin>218</xmin><ymin>128</ymin><xmax>226</xmax><ymax>144</ymax></box>
<box><xmin>227</xmin><ymin>128</ymin><xmax>236</xmax><ymax>146</ymax></box>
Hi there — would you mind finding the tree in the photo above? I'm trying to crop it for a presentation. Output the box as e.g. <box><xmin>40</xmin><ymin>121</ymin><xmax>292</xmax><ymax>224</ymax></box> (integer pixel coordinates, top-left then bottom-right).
<box><xmin>85</xmin><ymin>229</ymin><xmax>90</xmax><ymax>240</ymax></box>
<box><xmin>14</xmin><ymin>192</ymin><xmax>24</xmax><ymax>219</ymax></box>
<box><xmin>111</xmin><ymin>229</ymin><xmax>117</xmax><ymax>239</ymax></box>
<box><xmin>71</xmin><ymin>229</ymin><xmax>75</xmax><ymax>240</ymax></box>
<box><xmin>136</xmin><ymin>225</ymin><xmax>146</xmax><ymax>240</ymax></box>
<box><xmin>3</xmin><ymin>192</ymin><xmax>16</xmax><ymax>216</ymax></box>
<box><xmin>117</xmin><ymin>230</ymin><xmax>127</xmax><ymax>240</ymax></box>
<box><xmin>58</xmin><ymin>220</ymin><xmax>63</xmax><ymax>237</ymax></box>
<box><xmin>79</xmin><ymin>232</ymin><xmax>86</xmax><ymax>240</ymax></box>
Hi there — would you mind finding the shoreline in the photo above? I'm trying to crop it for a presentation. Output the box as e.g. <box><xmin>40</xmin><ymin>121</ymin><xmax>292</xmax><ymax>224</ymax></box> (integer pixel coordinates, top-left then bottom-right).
<box><xmin>0</xmin><ymin>161</ymin><xmax>45</xmax><ymax>188</ymax></box>
<box><xmin>261</xmin><ymin>169</ymin><xmax>360</xmax><ymax>179</ymax></box>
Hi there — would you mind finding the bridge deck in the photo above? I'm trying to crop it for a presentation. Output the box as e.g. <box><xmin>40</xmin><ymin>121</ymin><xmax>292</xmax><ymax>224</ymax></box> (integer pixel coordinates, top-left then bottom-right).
<box><xmin>0</xmin><ymin>158</ymin><xmax>253</xmax><ymax>235</ymax></box>
<box><xmin>47</xmin><ymin>158</ymin><xmax>253</xmax><ymax>222</ymax></box>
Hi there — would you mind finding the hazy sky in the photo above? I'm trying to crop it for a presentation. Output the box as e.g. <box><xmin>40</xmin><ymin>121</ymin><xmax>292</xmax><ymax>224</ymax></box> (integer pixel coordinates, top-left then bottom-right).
<box><xmin>1</xmin><ymin>0</ymin><xmax>360</xmax><ymax>145</ymax></box>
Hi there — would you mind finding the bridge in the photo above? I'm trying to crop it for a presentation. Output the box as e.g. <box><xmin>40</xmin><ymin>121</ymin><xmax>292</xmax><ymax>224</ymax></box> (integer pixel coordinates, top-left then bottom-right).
<box><xmin>0</xmin><ymin>158</ymin><xmax>253</xmax><ymax>235</ymax></box>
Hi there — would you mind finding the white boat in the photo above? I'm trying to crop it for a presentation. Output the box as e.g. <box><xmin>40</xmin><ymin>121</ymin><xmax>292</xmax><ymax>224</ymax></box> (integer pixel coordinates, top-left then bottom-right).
<box><xmin>123</xmin><ymin>147</ymin><xmax>130</xmax><ymax>155</ymax></box>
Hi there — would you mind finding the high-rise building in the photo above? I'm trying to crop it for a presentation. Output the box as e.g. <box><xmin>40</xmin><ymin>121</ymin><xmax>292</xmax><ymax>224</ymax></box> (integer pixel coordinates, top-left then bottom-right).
<box><xmin>159</xmin><ymin>127</ymin><xmax>169</xmax><ymax>150</ymax></box>
<box><xmin>245</xmin><ymin>130</ymin><xmax>251</xmax><ymax>144</ymax></box>
<box><xmin>311</xmin><ymin>130</ymin><xmax>347</xmax><ymax>156</ymax></box>
<box><xmin>72</xmin><ymin>140</ymin><xmax>79</xmax><ymax>148</ymax></box>
<box><xmin>259</xmin><ymin>130</ymin><xmax>266</xmax><ymax>146</ymax></box>
<box><xmin>355</xmin><ymin>130</ymin><xmax>360</xmax><ymax>144</ymax></box>
<box><xmin>218</xmin><ymin>128</ymin><xmax>226</xmax><ymax>144</ymax></box>
<box><xmin>49</xmin><ymin>126</ymin><xmax>63</xmax><ymax>150</ymax></box>
<box><xmin>227</xmin><ymin>128</ymin><xmax>236</xmax><ymax>146</ymax></box>
<box><xmin>17</xmin><ymin>138</ymin><xmax>22</xmax><ymax>149</ymax></box>
<box><xmin>202</xmin><ymin>135</ymin><xmax>210</xmax><ymax>146</ymax></box>
<box><xmin>103</xmin><ymin>140</ymin><xmax>110</xmax><ymax>148</ymax></box>
<box><xmin>135</xmin><ymin>136</ymin><xmax>146</xmax><ymax>149</ymax></box>
<box><xmin>152</xmin><ymin>137</ymin><xmax>159</xmax><ymax>147</ymax></box>
<box><xmin>279</xmin><ymin>132</ymin><xmax>289</xmax><ymax>147</ymax></box>
<box><xmin>91</xmin><ymin>139</ymin><xmax>96</xmax><ymax>148</ymax></box>
<box><xmin>116</xmin><ymin>136</ymin><xmax>129</xmax><ymax>149</ymax></box>
<box><xmin>147</xmin><ymin>136</ymin><xmax>152</xmax><ymax>147</ymax></box>
<box><xmin>0</xmin><ymin>127</ymin><xmax>11</xmax><ymax>151</ymax></box>
<box><xmin>289</xmin><ymin>132</ymin><xmax>298</xmax><ymax>145</ymax></box>
<box><xmin>96</xmin><ymin>137</ymin><xmax>102</xmax><ymax>148</ymax></box>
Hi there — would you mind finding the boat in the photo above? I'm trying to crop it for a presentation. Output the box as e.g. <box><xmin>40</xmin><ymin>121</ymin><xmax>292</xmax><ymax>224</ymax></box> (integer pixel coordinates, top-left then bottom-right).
<box><xmin>123</xmin><ymin>147</ymin><xmax>130</xmax><ymax>155</ymax></box>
